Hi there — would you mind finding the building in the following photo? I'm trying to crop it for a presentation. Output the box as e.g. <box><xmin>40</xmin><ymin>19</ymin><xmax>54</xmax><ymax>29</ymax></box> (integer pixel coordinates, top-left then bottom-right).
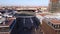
<box><xmin>0</xmin><ymin>6</ymin><xmax>48</xmax><ymax>11</ymax></box>
<box><xmin>49</xmin><ymin>0</ymin><xmax>60</xmax><ymax>12</ymax></box>
<box><xmin>41</xmin><ymin>18</ymin><xmax>60</xmax><ymax>34</ymax></box>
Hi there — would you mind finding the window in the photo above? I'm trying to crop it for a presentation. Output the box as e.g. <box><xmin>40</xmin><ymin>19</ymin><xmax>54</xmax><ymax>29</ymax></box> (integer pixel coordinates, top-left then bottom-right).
<box><xmin>52</xmin><ymin>24</ymin><xmax>53</xmax><ymax>26</ymax></box>
<box><xmin>53</xmin><ymin>24</ymin><xmax>55</xmax><ymax>28</ymax></box>
<box><xmin>54</xmin><ymin>25</ymin><xmax>58</xmax><ymax>29</ymax></box>
<box><xmin>48</xmin><ymin>22</ymin><xmax>50</xmax><ymax>25</ymax></box>
<box><xmin>59</xmin><ymin>0</ymin><xmax>60</xmax><ymax>3</ymax></box>
<box><xmin>59</xmin><ymin>25</ymin><xmax>60</xmax><ymax>29</ymax></box>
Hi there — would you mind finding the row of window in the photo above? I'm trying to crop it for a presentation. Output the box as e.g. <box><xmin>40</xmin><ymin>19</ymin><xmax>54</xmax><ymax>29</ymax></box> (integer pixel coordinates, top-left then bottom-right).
<box><xmin>47</xmin><ymin>21</ymin><xmax>60</xmax><ymax>29</ymax></box>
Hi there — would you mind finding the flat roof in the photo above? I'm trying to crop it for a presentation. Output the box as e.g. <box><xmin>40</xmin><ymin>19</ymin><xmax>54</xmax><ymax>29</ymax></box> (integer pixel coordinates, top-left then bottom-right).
<box><xmin>50</xmin><ymin>19</ymin><xmax>60</xmax><ymax>24</ymax></box>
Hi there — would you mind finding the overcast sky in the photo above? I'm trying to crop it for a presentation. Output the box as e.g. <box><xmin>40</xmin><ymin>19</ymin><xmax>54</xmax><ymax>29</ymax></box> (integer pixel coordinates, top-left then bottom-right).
<box><xmin>0</xmin><ymin>0</ymin><xmax>49</xmax><ymax>6</ymax></box>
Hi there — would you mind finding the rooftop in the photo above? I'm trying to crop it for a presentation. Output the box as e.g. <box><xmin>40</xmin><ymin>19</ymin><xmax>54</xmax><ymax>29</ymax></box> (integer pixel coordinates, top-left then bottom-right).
<box><xmin>50</xmin><ymin>19</ymin><xmax>60</xmax><ymax>24</ymax></box>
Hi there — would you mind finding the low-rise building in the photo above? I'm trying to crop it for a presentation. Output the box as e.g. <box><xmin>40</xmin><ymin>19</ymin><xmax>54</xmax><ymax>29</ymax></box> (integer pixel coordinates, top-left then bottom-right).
<box><xmin>42</xmin><ymin>18</ymin><xmax>60</xmax><ymax>34</ymax></box>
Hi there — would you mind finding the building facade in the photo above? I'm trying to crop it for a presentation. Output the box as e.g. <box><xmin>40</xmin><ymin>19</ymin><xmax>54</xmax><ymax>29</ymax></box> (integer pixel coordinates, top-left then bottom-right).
<box><xmin>41</xmin><ymin>18</ymin><xmax>60</xmax><ymax>34</ymax></box>
<box><xmin>49</xmin><ymin>0</ymin><xmax>60</xmax><ymax>12</ymax></box>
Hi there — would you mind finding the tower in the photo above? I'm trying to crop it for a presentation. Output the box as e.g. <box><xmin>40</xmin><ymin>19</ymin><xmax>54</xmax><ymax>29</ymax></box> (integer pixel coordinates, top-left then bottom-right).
<box><xmin>49</xmin><ymin>0</ymin><xmax>59</xmax><ymax>12</ymax></box>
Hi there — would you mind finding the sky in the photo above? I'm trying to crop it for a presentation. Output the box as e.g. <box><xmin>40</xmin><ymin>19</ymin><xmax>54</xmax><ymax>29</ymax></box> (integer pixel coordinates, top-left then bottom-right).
<box><xmin>0</xmin><ymin>0</ymin><xmax>49</xmax><ymax>6</ymax></box>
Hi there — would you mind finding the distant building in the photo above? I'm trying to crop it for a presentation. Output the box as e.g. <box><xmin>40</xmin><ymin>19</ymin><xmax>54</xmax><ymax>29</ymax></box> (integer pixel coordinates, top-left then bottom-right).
<box><xmin>49</xmin><ymin>0</ymin><xmax>60</xmax><ymax>12</ymax></box>
<box><xmin>0</xmin><ymin>6</ymin><xmax>48</xmax><ymax>10</ymax></box>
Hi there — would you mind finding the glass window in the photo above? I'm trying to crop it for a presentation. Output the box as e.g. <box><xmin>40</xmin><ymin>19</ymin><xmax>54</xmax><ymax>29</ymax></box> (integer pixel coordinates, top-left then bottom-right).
<box><xmin>54</xmin><ymin>25</ymin><xmax>58</xmax><ymax>29</ymax></box>
<box><xmin>48</xmin><ymin>22</ymin><xmax>50</xmax><ymax>25</ymax></box>
<box><xmin>52</xmin><ymin>24</ymin><xmax>53</xmax><ymax>26</ymax></box>
<box><xmin>59</xmin><ymin>0</ymin><xmax>60</xmax><ymax>3</ymax></box>
<box><xmin>53</xmin><ymin>24</ymin><xmax>55</xmax><ymax>28</ymax></box>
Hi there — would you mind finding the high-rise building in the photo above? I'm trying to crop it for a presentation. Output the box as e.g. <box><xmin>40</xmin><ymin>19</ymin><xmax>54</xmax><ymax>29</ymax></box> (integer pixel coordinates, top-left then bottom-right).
<box><xmin>49</xmin><ymin>0</ymin><xmax>60</xmax><ymax>12</ymax></box>
<box><xmin>41</xmin><ymin>18</ymin><xmax>60</xmax><ymax>34</ymax></box>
